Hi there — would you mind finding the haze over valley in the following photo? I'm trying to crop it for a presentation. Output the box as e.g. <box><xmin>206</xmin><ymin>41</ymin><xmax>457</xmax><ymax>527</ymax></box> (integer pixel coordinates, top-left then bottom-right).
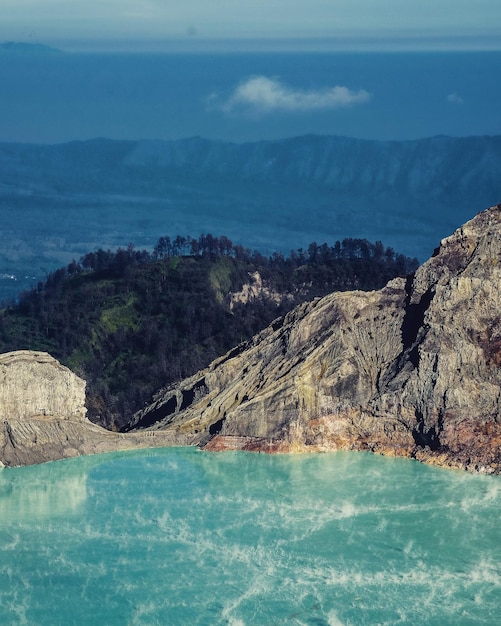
<box><xmin>0</xmin><ymin>44</ymin><xmax>499</xmax><ymax>302</ymax></box>
<box><xmin>1</xmin><ymin>133</ymin><xmax>500</xmax><ymax>300</ymax></box>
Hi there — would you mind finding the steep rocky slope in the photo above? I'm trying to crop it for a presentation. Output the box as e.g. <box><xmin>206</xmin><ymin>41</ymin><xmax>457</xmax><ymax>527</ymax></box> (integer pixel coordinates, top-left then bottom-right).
<box><xmin>2</xmin><ymin>204</ymin><xmax>501</xmax><ymax>470</ymax></box>
<box><xmin>0</xmin><ymin>351</ymin><xmax>188</xmax><ymax>467</ymax></box>
<box><xmin>131</xmin><ymin>204</ymin><xmax>501</xmax><ymax>473</ymax></box>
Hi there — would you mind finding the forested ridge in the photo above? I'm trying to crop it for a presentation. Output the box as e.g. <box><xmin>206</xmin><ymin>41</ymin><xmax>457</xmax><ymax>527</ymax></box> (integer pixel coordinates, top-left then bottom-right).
<box><xmin>0</xmin><ymin>234</ymin><xmax>418</xmax><ymax>430</ymax></box>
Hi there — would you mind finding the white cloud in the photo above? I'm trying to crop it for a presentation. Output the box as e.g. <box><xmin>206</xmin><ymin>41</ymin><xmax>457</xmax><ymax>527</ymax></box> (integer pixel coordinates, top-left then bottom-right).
<box><xmin>447</xmin><ymin>92</ymin><xmax>464</xmax><ymax>104</ymax></box>
<box><xmin>214</xmin><ymin>76</ymin><xmax>371</xmax><ymax>114</ymax></box>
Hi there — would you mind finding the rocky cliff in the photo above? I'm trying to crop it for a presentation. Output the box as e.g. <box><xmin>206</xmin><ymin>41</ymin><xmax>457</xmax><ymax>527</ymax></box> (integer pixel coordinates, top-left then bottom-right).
<box><xmin>3</xmin><ymin>205</ymin><xmax>501</xmax><ymax>471</ymax></box>
<box><xmin>0</xmin><ymin>350</ymin><xmax>189</xmax><ymax>467</ymax></box>
<box><xmin>131</xmin><ymin>204</ymin><xmax>501</xmax><ymax>473</ymax></box>
<box><xmin>0</xmin><ymin>350</ymin><xmax>86</xmax><ymax>421</ymax></box>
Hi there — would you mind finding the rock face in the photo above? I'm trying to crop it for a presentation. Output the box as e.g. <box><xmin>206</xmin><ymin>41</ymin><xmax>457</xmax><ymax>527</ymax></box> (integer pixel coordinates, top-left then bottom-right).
<box><xmin>0</xmin><ymin>350</ymin><xmax>86</xmax><ymax>421</ymax></box>
<box><xmin>0</xmin><ymin>350</ymin><xmax>190</xmax><ymax>467</ymax></box>
<box><xmin>3</xmin><ymin>205</ymin><xmax>501</xmax><ymax>471</ymax></box>
<box><xmin>131</xmin><ymin>204</ymin><xmax>501</xmax><ymax>473</ymax></box>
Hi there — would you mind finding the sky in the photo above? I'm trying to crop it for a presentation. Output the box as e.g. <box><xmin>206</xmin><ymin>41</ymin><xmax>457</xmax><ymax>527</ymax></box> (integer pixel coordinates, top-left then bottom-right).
<box><xmin>0</xmin><ymin>0</ymin><xmax>500</xmax><ymax>51</ymax></box>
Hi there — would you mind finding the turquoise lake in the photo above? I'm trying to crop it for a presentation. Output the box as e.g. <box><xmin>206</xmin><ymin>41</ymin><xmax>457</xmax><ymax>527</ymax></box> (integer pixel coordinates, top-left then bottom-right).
<box><xmin>1</xmin><ymin>448</ymin><xmax>500</xmax><ymax>625</ymax></box>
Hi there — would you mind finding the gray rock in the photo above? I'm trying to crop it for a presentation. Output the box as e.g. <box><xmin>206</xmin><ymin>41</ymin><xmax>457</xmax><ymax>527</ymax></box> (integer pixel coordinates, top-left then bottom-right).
<box><xmin>133</xmin><ymin>204</ymin><xmax>501</xmax><ymax>473</ymax></box>
<box><xmin>0</xmin><ymin>350</ymin><xmax>190</xmax><ymax>467</ymax></box>
<box><xmin>3</xmin><ymin>204</ymin><xmax>501</xmax><ymax>471</ymax></box>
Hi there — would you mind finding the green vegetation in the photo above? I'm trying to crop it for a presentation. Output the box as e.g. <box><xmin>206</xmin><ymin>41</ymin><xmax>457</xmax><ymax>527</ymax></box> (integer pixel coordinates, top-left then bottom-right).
<box><xmin>0</xmin><ymin>234</ymin><xmax>418</xmax><ymax>431</ymax></box>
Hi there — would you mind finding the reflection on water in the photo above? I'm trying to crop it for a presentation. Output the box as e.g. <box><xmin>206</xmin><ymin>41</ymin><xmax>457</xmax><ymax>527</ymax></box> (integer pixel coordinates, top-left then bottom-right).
<box><xmin>0</xmin><ymin>448</ymin><xmax>500</xmax><ymax>625</ymax></box>
<box><xmin>0</xmin><ymin>453</ymin><xmax>123</xmax><ymax>520</ymax></box>
<box><xmin>0</xmin><ymin>473</ymin><xmax>87</xmax><ymax>520</ymax></box>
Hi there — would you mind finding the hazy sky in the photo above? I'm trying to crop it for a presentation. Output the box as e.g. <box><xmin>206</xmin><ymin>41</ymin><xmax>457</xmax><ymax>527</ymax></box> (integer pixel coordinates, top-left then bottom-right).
<box><xmin>1</xmin><ymin>0</ymin><xmax>500</xmax><ymax>51</ymax></box>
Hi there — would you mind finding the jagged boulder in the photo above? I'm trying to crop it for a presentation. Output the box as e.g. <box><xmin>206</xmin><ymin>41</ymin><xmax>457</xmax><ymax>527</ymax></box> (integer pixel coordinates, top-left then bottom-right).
<box><xmin>132</xmin><ymin>204</ymin><xmax>501</xmax><ymax>473</ymax></box>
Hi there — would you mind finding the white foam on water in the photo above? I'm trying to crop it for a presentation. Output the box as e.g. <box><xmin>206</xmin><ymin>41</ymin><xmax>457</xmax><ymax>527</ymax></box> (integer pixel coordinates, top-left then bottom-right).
<box><xmin>1</xmin><ymin>449</ymin><xmax>500</xmax><ymax>625</ymax></box>
<box><xmin>327</xmin><ymin>610</ymin><xmax>347</xmax><ymax>626</ymax></box>
<box><xmin>220</xmin><ymin>571</ymin><xmax>269</xmax><ymax>624</ymax></box>
<box><xmin>129</xmin><ymin>600</ymin><xmax>159</xmax><ymax>621</ymax></box>
<box><xmin>1</xmin><ymin>533</ymin><xmax>20</xmax><ymax>551</ymax></box>
<box><xmin>460</xmin><ymin>478</ymin><xmax>501</xmax><ymax>514</ymax></box>
<box><xmin>468</xmin><ymin>556</ymin><xmax>501</xmax><ymax>587</ymax></box>
<box><xmin>4</xmin><ymin>601</ymin><xmax>29</xmax><ymax>626</ymax></box>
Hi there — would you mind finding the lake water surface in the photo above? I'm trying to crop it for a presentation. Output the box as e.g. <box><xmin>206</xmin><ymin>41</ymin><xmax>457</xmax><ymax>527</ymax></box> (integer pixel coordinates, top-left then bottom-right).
<box><xmin>1</xmin><ymin>448</ymin><xmax>500</xmax><ymax>625</ymax></box>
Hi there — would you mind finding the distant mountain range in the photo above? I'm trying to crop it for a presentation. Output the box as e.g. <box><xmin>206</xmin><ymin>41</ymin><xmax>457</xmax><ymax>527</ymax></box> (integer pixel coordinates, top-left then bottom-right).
<box><xmin>0</xmin><ymin>133</ymin><xmax>500</xmax><ymax>297</ymax></box>
<box><xmin>0</xmin><ymin>41</ymin><xmax>63</xmax><ymax>55</ymax></box>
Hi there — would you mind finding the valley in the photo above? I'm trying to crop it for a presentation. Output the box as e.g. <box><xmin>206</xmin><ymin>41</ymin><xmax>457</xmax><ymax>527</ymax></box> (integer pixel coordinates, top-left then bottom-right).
<box><xmin>1</xmin><ymin>134</ymin><xmax>500</xmax><ymax>301</ymax></box>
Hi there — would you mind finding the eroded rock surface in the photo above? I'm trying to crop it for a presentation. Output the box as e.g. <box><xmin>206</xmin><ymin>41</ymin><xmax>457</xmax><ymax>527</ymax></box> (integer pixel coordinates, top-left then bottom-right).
<box><xmin>132</xmin><ymin>204</ymin><xmax>501</xmax><ymax>473</ymax></box>
<box><xmin>0</xmin><ymin>350</ymin><xmax>86</xmax><ymax>421</ymax></box>
<box><xmin>0</xmin><ymin>351</ymin><xmax>189</xmax><ymax>467</ymax></box>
